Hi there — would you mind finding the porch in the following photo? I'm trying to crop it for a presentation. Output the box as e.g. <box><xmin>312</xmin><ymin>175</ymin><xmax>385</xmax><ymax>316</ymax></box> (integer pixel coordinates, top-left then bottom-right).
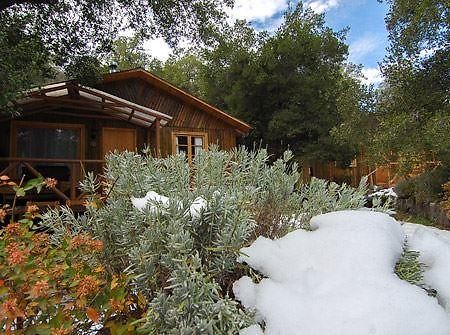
<box><xmin>0</xmin><ymin>157</ymin><xmax>104</xmax><ymax>208</ymax></box>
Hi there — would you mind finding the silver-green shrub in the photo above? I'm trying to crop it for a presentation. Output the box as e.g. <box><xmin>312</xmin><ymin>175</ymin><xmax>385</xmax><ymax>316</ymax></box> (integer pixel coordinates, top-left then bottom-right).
<box><xmin>40</xmin><ymin>147</ymin><xmax>391</xmax><ymax>333</ymax></box>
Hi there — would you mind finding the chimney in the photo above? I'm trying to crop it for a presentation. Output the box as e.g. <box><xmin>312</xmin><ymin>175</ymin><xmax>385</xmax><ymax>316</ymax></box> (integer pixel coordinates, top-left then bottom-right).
<box><xmin>109</xmin><ymin>62</ymin><xmax>118</xmax><ymax>73</ymax></box>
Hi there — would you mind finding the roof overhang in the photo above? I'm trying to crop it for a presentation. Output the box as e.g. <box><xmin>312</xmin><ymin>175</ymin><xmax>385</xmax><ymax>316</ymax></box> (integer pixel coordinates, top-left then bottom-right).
<box><xmin>103</xmin><ymin>68</ymin><xmax>252</xmax><ymax>134</ymax></box>
<box><xmin>14</xmin><ymin>81</ymin><xmax>172</xmax><ymax>127</ymax></box>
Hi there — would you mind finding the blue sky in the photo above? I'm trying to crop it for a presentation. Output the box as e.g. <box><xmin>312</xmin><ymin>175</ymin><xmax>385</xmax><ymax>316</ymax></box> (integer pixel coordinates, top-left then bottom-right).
<box><xmin>144</xmin><ymin>0</ymin><xmax>390</xmax><ymax>84</ymax></box>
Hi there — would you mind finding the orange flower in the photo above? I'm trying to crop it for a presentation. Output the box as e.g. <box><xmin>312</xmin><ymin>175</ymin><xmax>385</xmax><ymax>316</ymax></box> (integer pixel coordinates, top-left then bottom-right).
<box><xmin>29</xmin><ymin>280</ymin><xmax>50</xmax><ymax>298</ymax></box>
<box><xmin>26</xmin><ymin>204</ymin><xmax>40</xmax><ymax>217</ymax></box>
<box><xmin>4</xmin><ymin>222</ymin><xmax>21</xmax><ymax>236</ymax></box>
<box><xmin>51</xmin><ymin>326</ymin><xmax>72</xmax><ymax>335</ymax></box>
<box><xmin>76</xmin><ymin>275</ymin><xmax>100</xmax><ymax>298</ymax></box>
<box><xmin>31</xmin><ymin>232</ymin><xmax>49</xmax><ymax>248</ymax></box>
<box><xmin>0</xmin><ymin>208</ymin><xmax>6</xmax><ymax>222</ymax></box>
<box><xmin>49</xmin><ymin>264</ymin><xmax>66</xmax><ymax>280</ymax></box>
<box><xmin>109</xmin><ymin>298</ymin><xmax>124</xmax><ymax>312</ymax></box>
<box><xmin>44</xmin><ymin>177</ymin><xmax>58</xmax><ymax>189</ymax></box>
<box><xmin>7</xmin><ymin>249</ymin><xmax>29</xmax><ymax>265</ymax></box>
<box><xmin>6</xmin><ymin>242</ymin><xmax>29</xmax><ymax>265</ymax></box>
<box><xmin>90</xmin><ymin>239</ymin><xmax>104</xmax><ymax>252</ymax></box>
<box><xmin>70</xmin><ymin>233</ymin><xmax>103</xmax><ymax>252</ymax></box>
<box><xmin>70</xmin><ymin>233</ymin><xmax>91</xmax><ymax>249</ymax></box>
<box><xmin>0</xmin><ymin>298</ymin><xmax>25</xmax><ymax>320</ymax></box>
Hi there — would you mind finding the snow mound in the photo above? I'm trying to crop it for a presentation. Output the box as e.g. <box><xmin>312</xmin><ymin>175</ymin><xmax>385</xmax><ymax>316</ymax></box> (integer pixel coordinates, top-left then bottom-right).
<box><xmin>404</xmin><ymin>223</ymin><xmax>450</xmax><ymax>313</ymax></box>
<box><xmin>234</xmin><ymin>210</ymin><xmax>450</xmax><ymax>335</ymax></box>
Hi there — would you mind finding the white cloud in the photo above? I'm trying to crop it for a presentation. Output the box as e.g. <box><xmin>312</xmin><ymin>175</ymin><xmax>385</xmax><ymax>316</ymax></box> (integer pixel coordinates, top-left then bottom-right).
<box><xmin>305</xmin><ymin>0</ymin><xmax>340</xmax><ymax>14</ymax></box>
<box><xmin>360</xmin><ymin>67</ymin><xmax>384</xmax><ymax>85</ymax></box>
<box><xmin>142</xmin><ymin>37</ymin><xmax>174</xmax><ymax>61</ymax></box>
<box><xmin>348</xmin><ymin>35</ymin><xmax>380</xmax><ymax>63</ymax></box>
<box><xmin>227</xmin><ymin>0</ymin><xmax>288</xmax><ymax>22</ymax></box>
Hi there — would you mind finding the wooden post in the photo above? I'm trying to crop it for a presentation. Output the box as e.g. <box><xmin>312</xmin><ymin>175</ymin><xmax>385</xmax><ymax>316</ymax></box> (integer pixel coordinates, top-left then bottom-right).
<box><xmin>22</xmin><ymin>162</ymin><xmax>69</xmax><ymax>201</ymax></box>
<box><xmin>155</xmin><ymin>118</ymin><xmax>161</xmax><ymax>157</ymax></box>
<box><xmin>70</xmin><ymin>162</ymin><xmax>77</xmax><ymax>201</ymax></box>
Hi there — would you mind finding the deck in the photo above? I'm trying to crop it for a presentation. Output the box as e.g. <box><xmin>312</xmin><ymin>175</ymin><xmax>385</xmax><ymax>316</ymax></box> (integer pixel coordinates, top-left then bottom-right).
<box><xmin>0</xmin><ymin>157</ymin><xmax>104</xmax><ymax>208</ymax></box>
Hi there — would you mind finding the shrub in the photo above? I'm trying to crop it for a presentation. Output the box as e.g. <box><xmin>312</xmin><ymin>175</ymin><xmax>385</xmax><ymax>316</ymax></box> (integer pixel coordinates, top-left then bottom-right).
<box><xmin>0</xmin><ymin>178</ymin><xmax>142</xmax><ymax>334</ymax></box>
<box><xmin>36</xmin><ymin>147</ymin><xmax>392</xmax><ymax>333</ymax></box>
<box><xmin>395</xmin><ymin>166</ymin><xmax>450</xmax><ymax>203</ymax></box>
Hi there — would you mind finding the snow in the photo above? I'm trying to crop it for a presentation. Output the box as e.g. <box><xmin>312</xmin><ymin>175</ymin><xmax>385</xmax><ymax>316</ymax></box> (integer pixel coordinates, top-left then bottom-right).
<box><xmin>131</xmin><ymin>191</ymin><xmax>170</xmax><ymax>213</ymax></box>
<box><xmin>240</xmin><ymin>325</ymin><xmax>264</xmax><ymax>335</ymax></box>
<box><xmin>368</xmin><ymin>187</ymin><xmax>397</xmax><ymax>198</ymax></box>
<box><xmin>403</xmin><ymin>222</ymin><xmax>450</xmax><ymax>313</ymax></box>
<box><xmin>131</xmin><ymin>191</ymin><xmax>207</xmax><ymax>219</ymax></box>
<box><xmin>234</xmin><ymin>210</ymin><xmax>450</xmax><ymax>335</ymax></box>
<box><xmin>189</xmin><ymin>196</ymin><xmax>207</xmax><ymax>219</ymax></box>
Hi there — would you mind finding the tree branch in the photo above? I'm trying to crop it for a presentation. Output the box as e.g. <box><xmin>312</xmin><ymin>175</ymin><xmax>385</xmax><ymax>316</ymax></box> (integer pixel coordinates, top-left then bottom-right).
<box><xmin>0</xmin><ymin>0</ymin><xmax>53</xmax><ymax>11</ymax></box>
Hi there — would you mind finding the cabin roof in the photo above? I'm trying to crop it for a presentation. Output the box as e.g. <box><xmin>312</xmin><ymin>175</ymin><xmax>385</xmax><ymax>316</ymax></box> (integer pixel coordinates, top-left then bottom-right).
<box><xmin>16</xmin><ymin>81</ymin><xmax>172</xmax><ymax>127</ymax></box>
<box><xmin>103</xmin><ymin>68</ymin><xmax>252</xmax><ymax>134</ymax></box>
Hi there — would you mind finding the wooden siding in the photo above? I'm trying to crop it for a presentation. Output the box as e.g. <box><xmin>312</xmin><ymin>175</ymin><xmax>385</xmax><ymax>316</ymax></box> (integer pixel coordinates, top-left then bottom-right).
<box><xmin>301</xmin><ymin>159</ymin><xmax>371</xmax><ymax>187</ymax></box>
<box><xmin>0</xmin><ymin>109</ymin><xmax>148</xmax><ymax>161</ymax></box>
<box><xmin>98</xmin><ymin>78</ymin><xmax>239</xmax><ymax>156</ymax></box>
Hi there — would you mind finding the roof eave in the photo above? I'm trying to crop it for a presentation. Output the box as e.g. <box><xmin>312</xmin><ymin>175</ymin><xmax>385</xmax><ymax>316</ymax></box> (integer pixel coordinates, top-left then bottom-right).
<box><xmin>103</xmin><ymin>68</ymin><xmax>252</xmax><ymax>134</ymax></box>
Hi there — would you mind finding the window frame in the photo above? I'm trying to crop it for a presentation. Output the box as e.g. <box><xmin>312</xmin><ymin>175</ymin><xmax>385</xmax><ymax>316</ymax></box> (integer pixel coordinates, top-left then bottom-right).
<box><xmin>11</xmin><ymin>121</ymin><xmax>85</xmax><ymax>159</ymax></box>
<box><xmin>171</xmin><ymin>131</ymin><xmax>208</xmax><ymax>163</ymax></box>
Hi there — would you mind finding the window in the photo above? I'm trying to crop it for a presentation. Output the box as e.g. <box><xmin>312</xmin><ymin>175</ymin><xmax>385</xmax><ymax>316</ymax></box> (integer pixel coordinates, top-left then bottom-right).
<box><xmin>13</xmin><ymin>122</ymin><xmax>83</xmax><ymax>159</ymax></box>
<box><xmin>11</xmin><ymin>122</ymin><xmax>84</xmax><ymax>181</ymax></box>
<box><xmin>172</xmin><ymin>132</ymin><xmax>207</xmax><ymax>163</ymax></box>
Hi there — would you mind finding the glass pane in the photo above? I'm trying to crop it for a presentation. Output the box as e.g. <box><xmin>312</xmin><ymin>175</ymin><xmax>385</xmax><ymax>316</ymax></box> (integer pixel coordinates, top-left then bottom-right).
<box><xmin>17</xmin><ymin>126</ymin><xmax>80</xmax><ymax>159</ymax></box>
<box><xmin>177</xmin><ymin>146</ymin><xmax>188</xmax><ymax>156</ymax></box>
<box><xmin>193</xmin><ymin>145</ymin><xmax>203</xmax><ymax>157</ymax></box>
<box><xmin>177</xmin><ymin>136</ymin><xmax>188</xmax><ymax>146</ymax></box>
<box><xmin>191</xmin><ymin>137</ymin><xmax>203</xmax><ymax>146</ymax></box>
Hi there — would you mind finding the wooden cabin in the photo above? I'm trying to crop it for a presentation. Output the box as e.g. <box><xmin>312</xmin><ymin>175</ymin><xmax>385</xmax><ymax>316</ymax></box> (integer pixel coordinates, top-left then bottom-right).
<box><xmin>0</xmin><ymin>68</ymin><xmax>251</xmax><ymax>206</ymax></box>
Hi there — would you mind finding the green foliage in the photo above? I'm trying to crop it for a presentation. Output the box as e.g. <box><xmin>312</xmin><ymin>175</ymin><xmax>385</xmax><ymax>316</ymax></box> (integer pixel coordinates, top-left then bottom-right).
<box><xmin>333</xmin><ymin>1</ymin><xmax>449</xmax><ymax>171</ymax></box>
<box><xmin>0</xmin><ymin>11</ymin><xmax>53</xmax><ymax>114</ymax></box>
<box><xmin>159</xmin><ymin>54</ymin><xmax>206</xmax><ymax>97</ymax></box>
<box><xmin>375</xmin><ymin>0</ymin><xmax>449</xmax><ymax>169</ymax></box>
<box><xmin>37</xmin><ymin>148</ymin><xmax>393</xmax><ymax>332</ymax></box>
<box><xmin>141</xmin><ymin>254</ymin><xmax>252</xmax><ymax>334</ymax></box>
<box><xmin>65</xmin><ymin>55</ymin><xmax>103</xmax><ymax>86</ymax></box>
<box><xmin>394</xmin><ymin>241</ymin><xmax>438</xmax><ymax>297</ymax></box>
<box><xmin>0</xmin><ymin>0</ymin><xmax>234</xmax><ymax>113</ymax></box>
<box><xmin>395</xmin><ymin>166</ymin><xmax>450</xmax><ymax>202</ymax></box>
<box><xmin>200</xmin><ymin>4</ymin><xmax>355</xmax><ymax>163</ymax></box>
<box><xmin>0</xmin><ymin>203</ymin><xmax>139</xmax><ymax>334</ymax></box>
<box><xmin>107</xmin><ymin>35</ymin><xmax>163</xmax><ymax>73</ymax></box>
<box><xmin>395</xmin><ymin>247</ymin><xmax>424</xmax><ymax>286</ymax></box>
<box><xmin>383</xmin><ymin>0</ymin><xmax>448</xmax><ymax>57</ymax></box>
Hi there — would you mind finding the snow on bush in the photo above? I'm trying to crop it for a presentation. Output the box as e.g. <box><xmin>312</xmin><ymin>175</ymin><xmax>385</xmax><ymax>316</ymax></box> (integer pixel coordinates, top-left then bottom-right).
<box><xmin>234</xmin><ymin>210</ymin><xmax>450</xmax><ymax>335</ymax></box>
<box><xmin>404</xmin><ymin>223</ymin><xmax>450</xmax><ymax>313</ymax></box>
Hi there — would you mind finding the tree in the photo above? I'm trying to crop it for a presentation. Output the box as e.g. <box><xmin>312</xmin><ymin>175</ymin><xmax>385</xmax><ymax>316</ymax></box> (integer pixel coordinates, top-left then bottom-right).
<box><xmin>375</xmin><ymin>0</ymin><xmax>450</xmax><ymax>170</ymax></box>
<box><xmin>201</xmin><ymin>4</ymin><xmax>354</xmax><ymax>164</ymax></box>
<box><xmin>0</xmin><ymin>0</ymin><xmax>234</xmax><ymax>112</ymax></box>
<box><xmin>0</xmin><ymin>12</ymin><xmax>52</xmax><ymax>115</ymax></box>
<box><xmin>108</xmin><ymin>35</ymin><xmax>163</xmax><ymax>74</ymax></box>
<box><xmin>159</xmin><ymin>53</ymin><xmax>206</xmax><ymax>97</ymax></box>
<box><xmin>200</xmin><ymin>20</ymin><xmax>265</xmax><ymax>111</ymax></box>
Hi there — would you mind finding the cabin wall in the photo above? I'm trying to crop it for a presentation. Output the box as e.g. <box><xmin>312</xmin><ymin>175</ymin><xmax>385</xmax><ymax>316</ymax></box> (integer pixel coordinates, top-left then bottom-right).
<box><xmin>1</xmin><ymin>109</ymin><xmax>149</xmax><ymax>161</ymax></box>
<box><xmin>99</xmin><ymin>78</ymin><xmax>239</xmax><ymax>156</ymax></box>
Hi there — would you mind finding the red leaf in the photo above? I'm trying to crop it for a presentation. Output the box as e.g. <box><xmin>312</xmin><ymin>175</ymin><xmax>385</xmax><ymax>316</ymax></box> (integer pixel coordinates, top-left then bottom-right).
<box><xmin>86</xmin><ymin>307</ymin><xmax>100</xmax><ymax>323</ymax></box>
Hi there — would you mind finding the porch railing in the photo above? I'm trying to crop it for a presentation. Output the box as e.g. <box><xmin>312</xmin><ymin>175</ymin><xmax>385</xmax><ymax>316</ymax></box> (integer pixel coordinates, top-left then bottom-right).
<box><xmin>0</xmin><ymin>157</ymin><xmax>104</xmax><ymax>205</ymax></box>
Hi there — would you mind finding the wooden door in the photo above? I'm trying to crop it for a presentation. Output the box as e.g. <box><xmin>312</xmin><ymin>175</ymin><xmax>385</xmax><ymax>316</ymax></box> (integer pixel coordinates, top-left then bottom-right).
<box><xmin>102</xmin><ymin>128</ymin><xmax>137</xmax><ymax>157</ymax></box>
